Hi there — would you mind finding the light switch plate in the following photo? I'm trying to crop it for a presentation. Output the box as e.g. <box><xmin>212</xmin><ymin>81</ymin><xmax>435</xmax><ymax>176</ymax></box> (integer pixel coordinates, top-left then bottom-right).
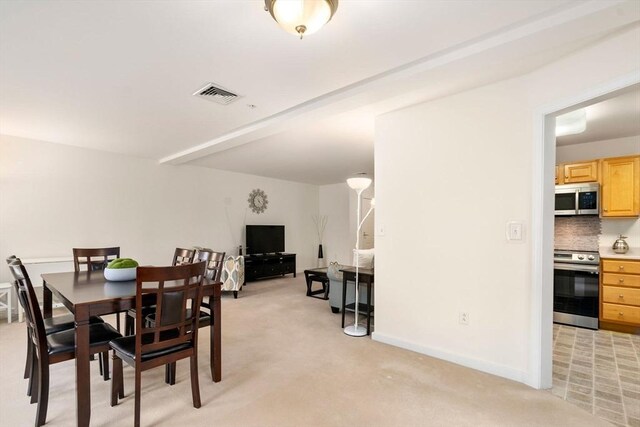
<box><xmin>506</xmin><ymin>221</ymin><xmax>524</xmax><ymax>242</ymax></box>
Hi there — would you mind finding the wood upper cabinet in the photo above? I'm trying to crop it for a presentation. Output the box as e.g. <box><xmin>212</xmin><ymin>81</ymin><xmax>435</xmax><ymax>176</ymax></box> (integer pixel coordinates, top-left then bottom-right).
<box><xmin>601</xmin><ymin>155</ymin><xmax>640</xmax><ymax>217</ymax></box>
<box><xmin>562</xmin><ymin>161</ymin><xmax>599</xmax><ymax>183</ymax></box>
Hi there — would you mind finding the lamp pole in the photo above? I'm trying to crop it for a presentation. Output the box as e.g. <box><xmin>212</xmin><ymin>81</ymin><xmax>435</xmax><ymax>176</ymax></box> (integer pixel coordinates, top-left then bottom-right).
<box><xmin>344</xmin><ymin>175</ymin><xmax>373</xmax><ymax>337</ymax></box>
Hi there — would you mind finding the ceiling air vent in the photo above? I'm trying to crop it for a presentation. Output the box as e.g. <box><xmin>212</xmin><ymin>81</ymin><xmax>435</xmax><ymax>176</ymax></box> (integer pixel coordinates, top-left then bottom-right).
<box><xmin>193</xmin><ymin>83</ymin><xmax>240</xmax><ymax>105</ymax></box>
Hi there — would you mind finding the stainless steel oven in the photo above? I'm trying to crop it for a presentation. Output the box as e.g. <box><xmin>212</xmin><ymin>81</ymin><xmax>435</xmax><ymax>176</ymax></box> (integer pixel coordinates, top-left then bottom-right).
<box><xmin>553</xmin><ymin>250</ymin><xmax>599</xmax><ymax>330</ymax></box>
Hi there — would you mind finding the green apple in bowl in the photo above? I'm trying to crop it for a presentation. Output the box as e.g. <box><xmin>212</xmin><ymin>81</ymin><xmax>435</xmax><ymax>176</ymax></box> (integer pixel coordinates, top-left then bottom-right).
<box><xmin>104</xmin><ymin>258</ymin><xmax>138</xmax><ymax>281</ymax></box>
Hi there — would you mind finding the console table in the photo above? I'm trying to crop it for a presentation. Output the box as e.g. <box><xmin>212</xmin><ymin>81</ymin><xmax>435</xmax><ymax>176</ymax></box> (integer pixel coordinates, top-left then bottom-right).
<box><xmin>244</xmin><ymin>253</ymin><xmax>296</xmax><ymax>282</ymax></box>
<box><xmin>340</xmin><ymin>267</ymin><xmax>374</xmax><ymax>335</ymax></box>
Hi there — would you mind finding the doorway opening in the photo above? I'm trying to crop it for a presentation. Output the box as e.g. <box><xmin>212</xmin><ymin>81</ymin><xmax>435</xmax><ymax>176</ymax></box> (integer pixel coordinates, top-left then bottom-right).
<box><xmin>533</xmin><ymin>77</ymin><xmax>640</xmax><ymax>426</ymax></box>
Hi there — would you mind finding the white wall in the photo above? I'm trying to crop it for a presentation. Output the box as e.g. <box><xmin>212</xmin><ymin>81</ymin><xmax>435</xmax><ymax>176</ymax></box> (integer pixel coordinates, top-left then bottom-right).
<box><xmin>319</xmin><ymin>183</ymin><xmax>375</xmax><ymax>265</ymax></box>
<box><xmin>0</xmin><ymin>135</ymin><xmax>319</xmax><ymax>283</ymax></box>
<box><xmin>319</xmin><ymin>183</ymin><xmax>351</xmax><ymax>265</ymax></box>
<box><xmin>556</xmin><ymin>135</ymin><xmax>640</xmax><ymax>163</ymax></box>
<box><xmin>374</xmin><ymin>25</ymin><xmax>640</xmax><ymax>385</ymax></box>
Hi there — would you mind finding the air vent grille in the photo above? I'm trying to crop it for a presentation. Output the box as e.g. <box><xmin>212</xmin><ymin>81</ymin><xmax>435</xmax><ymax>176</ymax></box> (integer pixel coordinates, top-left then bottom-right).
<box><xmin>193</xmin><ymin>83</ymin><xmax>240</xmax><ymax>105</ymax></box>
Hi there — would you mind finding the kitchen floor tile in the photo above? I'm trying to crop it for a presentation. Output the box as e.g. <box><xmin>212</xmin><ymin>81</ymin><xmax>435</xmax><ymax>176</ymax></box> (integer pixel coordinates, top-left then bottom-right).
<box><xmin>552</xmin><ymin>324</ymin><xmax>639</xmax><ymax>427</ymax></box>
<box><xmin>627</xmin><ymin>417</ymin><xmax>640</xmax><ymax>427</ymax></box>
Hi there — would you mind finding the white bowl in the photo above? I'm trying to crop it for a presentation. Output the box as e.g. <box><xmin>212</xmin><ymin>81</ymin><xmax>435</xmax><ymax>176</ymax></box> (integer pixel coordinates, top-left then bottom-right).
<box><xmin>104</xmin><ymin>267</ymin><xmax>136</xmax><ymax>282</ymax></box>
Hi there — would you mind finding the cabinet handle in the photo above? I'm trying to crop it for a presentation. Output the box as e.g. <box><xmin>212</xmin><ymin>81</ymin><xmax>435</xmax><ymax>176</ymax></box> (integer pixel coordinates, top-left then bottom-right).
<box><xmin>619</xmin><ymin>278</ymin><xmax>624</xmax><ymax>283</ymax></box>
<box><xmin>619</xmin><ymin>294</ymin><xmax>624</xmax><ymax>299</ymax></box>
<box><xmin>604</xmin><ymin>208</ymin><xmax>608</xmax><ymax>212</ymax></box>
<box><xmin>619</xmin><ymin>266</ymin><xmax>624</xmax><ymax>270</ymax></box>
<box><xmin>618</xmin><ymin>312</ymin><xmax>624</xmax><ymax>316</ymax></box>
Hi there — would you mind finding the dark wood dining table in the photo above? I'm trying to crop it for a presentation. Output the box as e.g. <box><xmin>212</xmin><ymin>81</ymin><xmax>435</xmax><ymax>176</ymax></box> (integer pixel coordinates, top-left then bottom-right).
<box><xmin>42</xmin><ymin>270</ymin><xmax>222</xmax><ymax>427</ymax></box>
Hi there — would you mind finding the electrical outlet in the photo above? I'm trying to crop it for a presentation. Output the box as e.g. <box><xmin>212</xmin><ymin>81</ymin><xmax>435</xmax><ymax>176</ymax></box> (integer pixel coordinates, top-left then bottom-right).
<box><xmin>459</xmin><ymin>312</ymin><xmax>469</xmax><ymax>325</ymax></box>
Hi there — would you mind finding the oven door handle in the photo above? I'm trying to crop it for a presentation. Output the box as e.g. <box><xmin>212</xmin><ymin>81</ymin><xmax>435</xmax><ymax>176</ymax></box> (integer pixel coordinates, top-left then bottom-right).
<box><xmin>554</xmin><ymin>263</ymin><xmax>599</xmax><ymax>273</ymax></box>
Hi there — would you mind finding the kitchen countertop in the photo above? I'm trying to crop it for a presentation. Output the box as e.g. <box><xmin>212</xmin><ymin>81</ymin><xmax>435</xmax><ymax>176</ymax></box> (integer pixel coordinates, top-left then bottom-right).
<box><xmin>599</xmin><ymin>247</ymin><xmax>640</xmax><ymax>261</ymax></box>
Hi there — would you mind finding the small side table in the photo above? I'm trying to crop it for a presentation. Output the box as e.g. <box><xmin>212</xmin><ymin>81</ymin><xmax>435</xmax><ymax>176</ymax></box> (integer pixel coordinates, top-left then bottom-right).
<box><xmin>340</xmin><ymin>267</ymin><xmax>374</xmax><ymax>335</ymax></box>
<box><xmin>303</xmin><ymin>268</ymin><xmax>329</xmax><ymax>300</ymax></box>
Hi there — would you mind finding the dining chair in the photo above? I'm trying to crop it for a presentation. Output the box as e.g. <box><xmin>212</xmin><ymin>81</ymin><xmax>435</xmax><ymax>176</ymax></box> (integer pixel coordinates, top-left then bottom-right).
<box><xmin>4</xmin><ymin>256</ymin><xmax>107</xmax><ymax>397</ymax></box>
<box><xmin>160</xmin><ymin>249</ymin><xmax>225</xmax><ymax>385</ymax></box>
<box><xmin>124</xmin><ymin>247</ymin><xmax>197</xmax><ymax>336</ymax></box>
<box><xmin>73</xmin><ymin>246</ymin><xmax>124</xmax><ymax>377</ymax></box>
<box><xmin>173</xmin><ymin>247</ymin><xmax>196</xmax><ymax>266</ymax></box>
<box><xmin>109</xmin><ymin>261</ymin><xmax>207</xmax><ymax>427</ymax></box>
<box><xmin>73</xmin><ymin>247</ymin><xmax>120</xmax><ymax>272</ymax></box>
<box><xmin>7</xmin><ymin>259</ymin><xmax>122</xmax><ymax>427</ymax></box>
<box><xmin>73</xmin><ymin>247</ymin><xmax>123</xmax><ymax>330</ymax></box>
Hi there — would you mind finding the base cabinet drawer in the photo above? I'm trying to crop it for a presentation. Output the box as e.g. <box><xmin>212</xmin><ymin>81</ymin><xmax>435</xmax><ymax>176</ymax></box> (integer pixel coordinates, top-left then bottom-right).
<box><xmin>602</xmin><ymin>286</ymin><xmax>640</xmax><ymax>306</ymax></box>
<box><xmin>602</xmin><ymin>303</ymin><xmax>640</xmax><ymax>324</ymax></box>
<box><xmin>602</xmin><ymin>273</ymin><xmax>640</xmax><ymax>288</ymax></box>
<box><xmin>602</xmin><ymin>260</ymin><xmax>640</xmax><ymax>275</ymax></box>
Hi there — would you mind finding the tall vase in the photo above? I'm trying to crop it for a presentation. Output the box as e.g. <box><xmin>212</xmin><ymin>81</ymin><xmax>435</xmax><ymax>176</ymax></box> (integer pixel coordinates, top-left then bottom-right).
<box><xmin>317</xmin><ymin>244</ymin><xmax>324</xmax><ymax>268</ymax></box>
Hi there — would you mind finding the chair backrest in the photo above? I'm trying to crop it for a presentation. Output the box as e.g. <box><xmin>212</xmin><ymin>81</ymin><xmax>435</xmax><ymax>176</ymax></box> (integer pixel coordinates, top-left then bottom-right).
<box><xmin>135</xmin><ymin>262</ymin><xmax>206</xmax><ymax>360</ymax></box>
<box><xmin>7</xmin><ymin>259</ymin><xmax>47</xmax><ymax>357</ymax></box>
<box><xmin>5</xmin><ymin>256</ymin><xmax>28</xmax><ymax>311</ymax></box>
<box><xmin>73</xmin><ymin>247</ymin><xmax>120</xmax><ymax>272</ymax></box>
<box><xmin>193</xmin><ymin>249</ymin><xmax>226</xmax><ymax>281</ymax></box>
<box><xmin>172</xmin><ymin>248</ymin><xmax>195</xmax><ymax>266</ymax></box>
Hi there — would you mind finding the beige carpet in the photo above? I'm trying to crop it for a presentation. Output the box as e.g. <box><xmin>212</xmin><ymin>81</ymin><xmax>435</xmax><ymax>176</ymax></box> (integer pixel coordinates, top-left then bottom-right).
<box><xmin>0</xmin><ymin>276</ymin><xmax>610</xmax><ymax>427</ymax></box>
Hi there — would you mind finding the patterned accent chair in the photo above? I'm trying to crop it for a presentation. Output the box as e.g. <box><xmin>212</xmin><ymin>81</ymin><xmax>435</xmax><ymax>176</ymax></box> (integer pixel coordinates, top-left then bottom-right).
<box><xmin>221</xmin><ymin>256</ymin><xmax>244</xmax><ymax>298</ymax></box>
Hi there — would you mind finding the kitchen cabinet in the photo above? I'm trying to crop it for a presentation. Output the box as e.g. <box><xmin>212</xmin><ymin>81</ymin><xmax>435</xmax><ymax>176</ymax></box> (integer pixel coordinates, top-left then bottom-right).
<box><xmin>601</xmin><ymin>155</ymin><xmax>640</xmax><ymax>217</ymax></box>
<box><xmin>562</xmin><ymin>161</ymin><xmax>599</xmax><ymax>183</ymax></box>
<box><xmin>555</xmin><ymin>165</ymin><xmax>562</xmax><ymax>185</ymax></box>
<box><xmin>600</xmin><ymin>258</ymin><xmax>640</xmax><ymax>332</ymax></box>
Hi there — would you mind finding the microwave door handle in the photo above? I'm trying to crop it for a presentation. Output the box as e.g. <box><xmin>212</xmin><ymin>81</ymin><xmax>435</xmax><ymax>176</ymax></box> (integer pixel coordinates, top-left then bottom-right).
<box><xmin>574</xmin><ymin>190</ymin><xmax>579</xmax><ymax>215</ymax></box>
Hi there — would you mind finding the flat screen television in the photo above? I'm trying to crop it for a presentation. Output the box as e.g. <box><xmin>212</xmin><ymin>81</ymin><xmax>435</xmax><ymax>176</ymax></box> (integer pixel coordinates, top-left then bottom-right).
<box><xmin>246</xmin><ymin>225</ymin><xmax>285</xmax><ymax>255</ymax></box>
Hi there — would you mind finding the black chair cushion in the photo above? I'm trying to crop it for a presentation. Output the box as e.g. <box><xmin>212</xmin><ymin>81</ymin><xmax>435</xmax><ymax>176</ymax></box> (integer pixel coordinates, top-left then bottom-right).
<box><xmin>47</xmin><ymin>323</ymin><xmax>121</xmax><ymax>355</ymax></box>
<box><xmin>44</xmin><ymin>314</ymin><xmax>104</xmax><ymax>335</ymax></box>
<box><xmin>109</xmin><ymin>332</ymin><xmax>192</xmax><ymax>362</ymax></box>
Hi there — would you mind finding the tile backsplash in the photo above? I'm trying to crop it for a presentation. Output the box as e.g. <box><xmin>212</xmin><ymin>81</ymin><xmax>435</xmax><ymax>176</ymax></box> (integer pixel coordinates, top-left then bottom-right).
<box><xmin>555</xmin><ymin>216</ymin><xmax>601</xmax><ymax>251</ymax></box>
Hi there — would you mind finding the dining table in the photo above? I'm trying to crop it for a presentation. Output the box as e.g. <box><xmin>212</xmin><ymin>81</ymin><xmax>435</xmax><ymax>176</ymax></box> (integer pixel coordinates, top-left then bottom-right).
<box><xmin>41</xmin><ymin>270</ymin><xmax>222</xmax><ymax>427</ymax></box>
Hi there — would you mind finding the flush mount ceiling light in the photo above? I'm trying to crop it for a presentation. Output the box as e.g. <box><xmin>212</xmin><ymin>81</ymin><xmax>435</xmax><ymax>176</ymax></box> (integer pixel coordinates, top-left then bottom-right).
<box><xmin>556</xmin><ymin>108</ymin><xmax>587</xmax><ymax>137</ymax></box>
<box><xmin>264</xmin><ymin>0</ymin><xmax>339</xmax><ymax>39</ymax></box>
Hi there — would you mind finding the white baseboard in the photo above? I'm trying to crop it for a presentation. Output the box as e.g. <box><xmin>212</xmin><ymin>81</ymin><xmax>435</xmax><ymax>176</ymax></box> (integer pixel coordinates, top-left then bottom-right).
<box><xmin>372</xmin><ymin>331</ymin><xmax>528</xmax><ymax>385</ymax></box>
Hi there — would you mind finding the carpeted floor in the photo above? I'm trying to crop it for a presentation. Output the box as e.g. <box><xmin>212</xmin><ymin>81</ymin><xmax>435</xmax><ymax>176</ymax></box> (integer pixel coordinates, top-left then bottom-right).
<box><xmin>0</xmin><ymin>276</ymin><xmax>611</xmax><ymax>427</ymax></box>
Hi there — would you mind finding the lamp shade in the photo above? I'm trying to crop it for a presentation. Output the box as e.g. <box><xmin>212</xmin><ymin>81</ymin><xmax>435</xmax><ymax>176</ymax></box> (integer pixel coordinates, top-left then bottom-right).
<box><xmin>265</xmin><ymin>0</ymin><xmax>338</xmax><ymax>38</ymax></box>
<box><xmin>346</xmin><ymin>176</ymin><xmax>372</xmax><ymax>191</ymax></box>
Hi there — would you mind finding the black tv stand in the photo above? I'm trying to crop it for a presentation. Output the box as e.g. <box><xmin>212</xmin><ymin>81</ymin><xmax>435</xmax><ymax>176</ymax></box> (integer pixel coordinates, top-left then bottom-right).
<box><xmin>244</xmin><ymin>253</ymin><xmax>296</xmax><ymax>282</ymax></box>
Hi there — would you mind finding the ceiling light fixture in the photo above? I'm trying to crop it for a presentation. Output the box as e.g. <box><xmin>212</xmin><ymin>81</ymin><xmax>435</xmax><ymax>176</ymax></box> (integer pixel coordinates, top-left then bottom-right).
<box><xmin>264</xmin><ymin>0</ymin><xmax>339</xmax><ymax>39</ymax></box>
<box><xmin>556</xmin><ymin>108</ymin><xmax>587</xmax><ymax>137</ymax></box>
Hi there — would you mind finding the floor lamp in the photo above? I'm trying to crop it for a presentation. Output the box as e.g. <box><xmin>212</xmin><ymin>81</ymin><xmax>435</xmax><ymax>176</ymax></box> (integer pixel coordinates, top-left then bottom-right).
<box><xmin>345</xmin><ymin>175</ymin><xmax>374</xmax><ymax>337</ymax></box>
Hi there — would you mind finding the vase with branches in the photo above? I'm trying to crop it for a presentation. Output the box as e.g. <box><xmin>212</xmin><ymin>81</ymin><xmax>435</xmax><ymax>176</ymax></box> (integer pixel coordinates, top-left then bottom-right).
<box><xmin>312</xmin><ymin>215</ymin><xmax>328</xmax><ymax>267</ymax></box>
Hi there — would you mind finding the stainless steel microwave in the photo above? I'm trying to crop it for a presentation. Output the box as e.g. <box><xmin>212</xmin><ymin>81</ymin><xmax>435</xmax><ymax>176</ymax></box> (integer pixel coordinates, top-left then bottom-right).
<box><xmin>555</xmin><ymin>183</ymin><xmax>599</xmax><ymax>216</ymax></box>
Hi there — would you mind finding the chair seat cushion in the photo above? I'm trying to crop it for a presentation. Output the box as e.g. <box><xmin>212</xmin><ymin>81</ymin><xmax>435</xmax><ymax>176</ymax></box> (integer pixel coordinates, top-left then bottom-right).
<box><xmin>44</xmin><ymin>314</ymin><xmax>104</xmax><ymax>335</ymax></box>
<box><xmin>47</xmin><ymin>323</ymin><xmax>121</xmax><ymax>355</ymax></box>
<box><xmin>109</xmin><ymin>332</ymin><xmax>192</xmax><ymax>362</ymax></box>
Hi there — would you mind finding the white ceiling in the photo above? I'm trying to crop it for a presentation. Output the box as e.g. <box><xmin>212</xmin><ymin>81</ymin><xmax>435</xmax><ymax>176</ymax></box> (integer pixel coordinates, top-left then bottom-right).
<box><xmin>556</xmin><ymin>86</ymin><xmax>640</xmax><ymax>146</ymax></box>
<box><xmin>1</xmin><ymin>1</ymin><xmax>639</xmax><ymax>184</ymax></box>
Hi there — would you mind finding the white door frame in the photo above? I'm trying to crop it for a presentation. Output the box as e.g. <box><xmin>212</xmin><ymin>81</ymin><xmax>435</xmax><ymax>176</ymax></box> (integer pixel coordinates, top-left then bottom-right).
<box><xmin>528</xmin><ymin>71</ymin><xmax>640</xmax><ymax>389</ymax></box>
